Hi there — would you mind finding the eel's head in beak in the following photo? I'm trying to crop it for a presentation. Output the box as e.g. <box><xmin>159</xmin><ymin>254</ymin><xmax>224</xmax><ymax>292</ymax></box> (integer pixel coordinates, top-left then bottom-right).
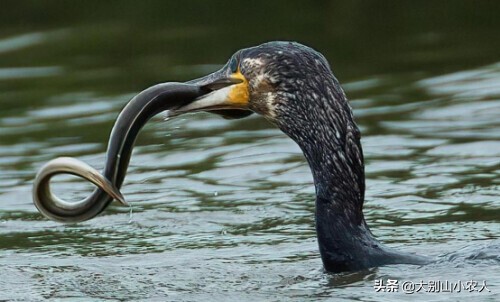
<box><xmin>168</xmin><ymin>53</ymin><xmax>253</xmax><ymax>120</ymax></box>
<box><xmin>171</xmin><ymin>43</ymin><xmax>288</xmax><ymax>121</ymax></box>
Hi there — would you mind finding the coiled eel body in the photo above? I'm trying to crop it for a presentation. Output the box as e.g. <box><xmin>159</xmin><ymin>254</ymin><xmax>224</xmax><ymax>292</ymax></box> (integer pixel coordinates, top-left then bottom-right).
<box><xmin>33</xmin><ymin>83</ymin><xmax>207</xmax><ymax>223</ymax></box>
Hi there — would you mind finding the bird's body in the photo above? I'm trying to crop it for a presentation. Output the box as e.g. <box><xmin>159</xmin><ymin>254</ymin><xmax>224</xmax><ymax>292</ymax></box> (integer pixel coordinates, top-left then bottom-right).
<box><xmin>33</xmin><ymin>41</ymin><xmax>429</xmax><ymax>273</ymax></box>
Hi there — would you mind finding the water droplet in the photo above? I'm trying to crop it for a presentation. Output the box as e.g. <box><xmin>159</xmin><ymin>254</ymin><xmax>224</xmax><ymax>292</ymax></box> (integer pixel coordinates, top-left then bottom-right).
<box><xmin>128</xmin><ymin>201</ymin><xmax>134</xmax><ymax>223</ymax></box>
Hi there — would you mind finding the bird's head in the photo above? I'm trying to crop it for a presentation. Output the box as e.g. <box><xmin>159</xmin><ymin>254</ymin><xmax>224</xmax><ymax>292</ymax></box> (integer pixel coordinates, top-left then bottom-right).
<box><xmin>171</xmin><ymin>41</ymin><xmax>346</xmax><ymax>134</ymax></box>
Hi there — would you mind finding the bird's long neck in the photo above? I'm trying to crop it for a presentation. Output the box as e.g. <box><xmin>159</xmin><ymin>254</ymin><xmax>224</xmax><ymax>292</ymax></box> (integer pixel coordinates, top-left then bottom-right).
<box><xmin>276</xmin><ymin>79</ymin><xmax>390</xmax><ymax>272</ymax></box>
<box><xmin>276</xmin><ymin>78</ymin><xmax>430</xmax><ymax>272</ymax></box>
<box><xmin>278</xmin><ymin>78</ymin><xmax>366</xmax><ymax>220</ymax></box>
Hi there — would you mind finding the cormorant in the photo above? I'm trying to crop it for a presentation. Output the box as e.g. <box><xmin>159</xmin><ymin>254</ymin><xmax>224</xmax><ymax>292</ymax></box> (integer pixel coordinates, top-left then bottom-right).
<box><xmin>33</xmin><ymin>41</ymin><xmax>430</xmax><ymax>273</ymax></box>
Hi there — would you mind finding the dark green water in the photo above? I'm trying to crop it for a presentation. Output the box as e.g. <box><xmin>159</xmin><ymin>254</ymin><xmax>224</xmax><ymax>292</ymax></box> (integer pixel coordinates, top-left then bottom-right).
<box><xmin>0</xmin><ymin>1</ymin><xmax>499</xmax><ymax>301</ymax></box>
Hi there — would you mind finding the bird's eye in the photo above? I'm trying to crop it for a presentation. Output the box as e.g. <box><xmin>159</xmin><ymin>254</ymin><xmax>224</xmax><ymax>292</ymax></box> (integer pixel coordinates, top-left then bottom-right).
<box><xmin>229</xmin><ymin>57</ymin><xmax>239</xmax><ymax>73</ymax></box>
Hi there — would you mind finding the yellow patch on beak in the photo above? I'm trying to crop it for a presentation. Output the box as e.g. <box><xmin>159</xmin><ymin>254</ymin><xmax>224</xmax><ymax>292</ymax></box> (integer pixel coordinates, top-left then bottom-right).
<box><xmin>228</xmin><ymin>69</ymin><xmax>250</xmax><ymax>107</ymax></box>
<box><xmin>168</xmin><ymin>69</ymin><xmax>251</xmax><ymax>115</ymax></box>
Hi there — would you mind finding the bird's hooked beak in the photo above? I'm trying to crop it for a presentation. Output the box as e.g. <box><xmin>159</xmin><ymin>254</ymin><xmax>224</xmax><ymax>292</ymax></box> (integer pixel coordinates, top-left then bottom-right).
<box><xmin>168</xmin><ymin>68</ymin><xmax>251</xmax><ymax>117</ymax></box>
